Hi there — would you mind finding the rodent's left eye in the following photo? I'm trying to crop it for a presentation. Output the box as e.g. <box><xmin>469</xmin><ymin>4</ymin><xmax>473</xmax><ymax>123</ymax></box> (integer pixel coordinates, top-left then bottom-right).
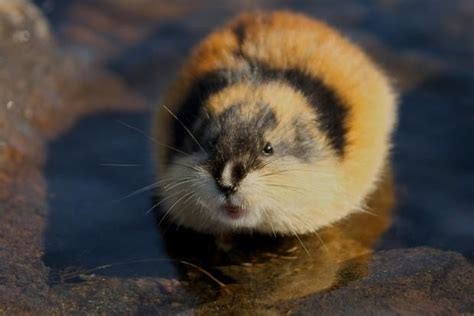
<box><xmin>262</xmin><ymin>142</ymin><xmax>273</xmax><ymax>156</ymax></box>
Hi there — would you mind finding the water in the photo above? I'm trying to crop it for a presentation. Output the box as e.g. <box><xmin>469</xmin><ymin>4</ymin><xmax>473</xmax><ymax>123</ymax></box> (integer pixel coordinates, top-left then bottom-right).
<box><xmin>39</xmin><ymin>0</ymin><xmax>473</xmax><ymax>313</ymax></box>
<box><xmin>44</xmin><ymin>112</ymin><xmax>395</xmax><ymax>310</ymax></box>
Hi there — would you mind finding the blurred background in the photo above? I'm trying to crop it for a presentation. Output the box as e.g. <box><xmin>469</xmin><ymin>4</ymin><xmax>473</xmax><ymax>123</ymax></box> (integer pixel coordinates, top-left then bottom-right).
<box><xmin>35</xmin><ymin>0</ymin><xmax>473</xmax><ymax>266</ymax></box>
<box><xmin>0</xmin><ymin>0</ymin><xmax>472</xmax><ymax>312</ymax></box>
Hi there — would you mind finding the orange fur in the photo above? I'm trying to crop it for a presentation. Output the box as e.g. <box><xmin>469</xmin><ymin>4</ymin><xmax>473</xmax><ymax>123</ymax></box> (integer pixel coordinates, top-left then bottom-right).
<box><xmin>153</xmin><ymin>11</ymin><xmax>397</xmax><ymax>234</ymax></box>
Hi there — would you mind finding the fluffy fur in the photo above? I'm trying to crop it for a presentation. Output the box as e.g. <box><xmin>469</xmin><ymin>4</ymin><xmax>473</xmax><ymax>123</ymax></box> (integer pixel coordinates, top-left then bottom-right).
<box><xmin>152</xmin><ymin>11</ymin><xmax>397</xmax><ymax>235</ymax></box>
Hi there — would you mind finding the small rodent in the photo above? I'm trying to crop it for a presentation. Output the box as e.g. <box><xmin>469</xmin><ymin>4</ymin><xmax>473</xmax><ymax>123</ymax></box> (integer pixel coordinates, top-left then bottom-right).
<box><xmin>152</xmin><ymin>11</ymin><xmax>397</xmax><ymax>235</ymax></box>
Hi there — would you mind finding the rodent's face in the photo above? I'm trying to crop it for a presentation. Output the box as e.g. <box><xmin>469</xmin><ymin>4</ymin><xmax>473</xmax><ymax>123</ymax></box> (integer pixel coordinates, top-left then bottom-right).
<box><xmin>160</xmin><ymin>83</ymin><xmax>346</xmax><ymax>234</ymax></box>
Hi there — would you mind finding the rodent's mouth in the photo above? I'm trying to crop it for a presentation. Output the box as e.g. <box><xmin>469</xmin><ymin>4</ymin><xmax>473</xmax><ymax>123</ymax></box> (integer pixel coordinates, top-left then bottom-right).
<box><xmin>221</xmin><ymin>203</ymin><xmax>245</xmax><ymax>220</ymax></box>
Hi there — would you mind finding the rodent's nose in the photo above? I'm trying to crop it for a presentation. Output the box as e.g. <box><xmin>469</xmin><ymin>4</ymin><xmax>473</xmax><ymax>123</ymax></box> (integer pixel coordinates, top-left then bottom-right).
<box><xmin>214</xmin><ymin>161</ymin><xmax>241</xmax><ymax>197</ymax></box>
<box><xmin>216</xmin><ymin>180</ymin><xmax>237</xmax><ymax>197</ymax></box>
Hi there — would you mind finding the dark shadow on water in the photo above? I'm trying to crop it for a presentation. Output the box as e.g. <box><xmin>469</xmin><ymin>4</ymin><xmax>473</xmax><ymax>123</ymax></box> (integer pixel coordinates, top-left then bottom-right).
<box><xmin>380</xmin><ymin>72</ymin><xmax>474</xmax><ymax>258</ymax></box>
<box><xmin>154</xmin><ymin>166</ymin><xmax>396</xmax><ymax>306</ymax></box>
<box><xmin>43</xmin><ymin>112</ymin><xmax>178</xmax><ymax>282</ymax></box>
<box><xmin>42</xmin><ymin>110</ymin><xmax>396</xmax><ymax>305</ymax></box>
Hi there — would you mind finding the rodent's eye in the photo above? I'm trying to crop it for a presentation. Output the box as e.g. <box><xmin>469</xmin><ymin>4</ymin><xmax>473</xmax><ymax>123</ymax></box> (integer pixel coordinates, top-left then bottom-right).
<box><xmin>262</xmin><ymin>142</ymin><xmax>274</xmax><ymax>156</ymax></box>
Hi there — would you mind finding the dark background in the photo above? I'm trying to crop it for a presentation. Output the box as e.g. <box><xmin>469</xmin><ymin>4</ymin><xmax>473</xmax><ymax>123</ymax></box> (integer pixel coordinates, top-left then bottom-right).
<box><xmin>36</xmin><ymin>0</ymin><xmax>473</xmax><ymax>275</ymax></box>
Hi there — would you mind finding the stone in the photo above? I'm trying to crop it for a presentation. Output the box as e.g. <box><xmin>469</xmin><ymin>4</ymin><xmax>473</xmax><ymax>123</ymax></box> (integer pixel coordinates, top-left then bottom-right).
<box><xmin>1</xmin><ymin>0</ymin><xmax>472</xmax><ymax>314</ymax></box>
<box><xmin>289</xmin><ymin>248</ymin><xmax>474</xmax><ymax>315</ymax></box>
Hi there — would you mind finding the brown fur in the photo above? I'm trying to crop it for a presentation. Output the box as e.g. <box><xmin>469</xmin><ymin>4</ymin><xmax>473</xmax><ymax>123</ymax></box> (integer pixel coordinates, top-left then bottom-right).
<box><xmin>153</xmin><ymin>11</ymin><xmax>397</xmax><ymax>234</ymax></box>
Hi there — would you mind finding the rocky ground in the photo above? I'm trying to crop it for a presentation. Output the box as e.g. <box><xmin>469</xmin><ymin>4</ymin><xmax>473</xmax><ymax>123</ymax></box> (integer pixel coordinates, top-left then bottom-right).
<box><xmin>0</xmin><ymin>0</ymin><xmax>473</xmax><ymax>314</ymax></box>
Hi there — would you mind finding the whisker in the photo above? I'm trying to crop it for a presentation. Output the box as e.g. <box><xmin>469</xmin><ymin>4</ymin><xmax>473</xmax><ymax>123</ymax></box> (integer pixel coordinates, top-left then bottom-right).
<box><xmin>260</xmin><ymin>168</ymin><xmax>322</xmax><ymax>177</ymax></box>
<box><xmin>162</xmin><ymin>105</ymin><xmax>206</xmax><ymax>154</ymax></box>
<box><xmin>177</xmin><ymin>260</ymin><xmax>227</xmax><ymax>289</ymax></box>
<box><xmin>160</xmin><ymin>191</ymin><xmax>198</xmax><ymax>227</ymax></box>
<box><xmin>268</xmin><ymin>217</ymin><xmax>277</xmax><ymax>238</ymax></box>
<box><xmin>264</xmin><ymin>183</ymin><xmax>308</xmax><ymax>194</ymax></box>
<box><xmin>358</xmin><ymin>208</ymin><xmax>379</xmax><ymax>217</ymax></box>
<box><xmin>314</xmin><ymin>231</ymin><xmax>329</xmax><ymax>252</ymax></box>
<box><xmin>260</xmin><ymin>169</ymin><xmax>292</xmax><ymax>177</ymax></box>
<box><xmin>100</xmin><ymin>163</ymin><xmax>142</xmax><ymax>167</ymax></box>
<box><xmin>116</xmin><ymin>119</ymin><xmax>189</xmax><ymax>157</ymax></box>
<box><xmin>163</xmin><ymin>178</ymin><xmax>201</xmax><ymax>191</ymax></box>
<box><xmin>158</xmin><ymin>192</ymin><xmax>194</xmax><ymax>225</ymax></box>
<box><xmin>294</xmin><ymin>233</ymin><xmax>312</xmax><ymax>258</ymax></box>
<box><xmin>56</xmin><ymin>258</ymin><xmax>226</xmax><ymax>289</ymax></box>
<box><xmin>115</xmin><ymin>178</ymin><xmax>175</xmax><ymax>202</ymax></box>
<box><xmin>145</xmin><ymin>189</ymin><xmax>187</xmax><ymax>214</ymax></box>
<box><xmin>259</xmin><ymin>156</ymin><xmax>288</xmax><ymax>169</ymax></box>
<box><xmin>169</xmin><ymin>162</ymin><xmax>201</xmax><ymax>172</ymax></box>
<box><xmin>116</xmin><ymin>183</ymin><xmax>162</xmax><ymax>202</ymax></box>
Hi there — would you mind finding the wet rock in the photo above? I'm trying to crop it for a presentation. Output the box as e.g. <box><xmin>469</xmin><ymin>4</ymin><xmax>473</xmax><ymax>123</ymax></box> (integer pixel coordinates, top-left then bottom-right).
<box><xmin>289</xmin><ymin>248</ymin><xmax>474</xmax><ymax>315</ymax></box>
<box><xmin>0</xmin><ymin>0</ymin><xmax>144</xmax><ymax>312</ymax></box>
<box><xmin>1</xmin><ymin>0</ymin><xmax>473</xmax><ymax>314</ymax></box>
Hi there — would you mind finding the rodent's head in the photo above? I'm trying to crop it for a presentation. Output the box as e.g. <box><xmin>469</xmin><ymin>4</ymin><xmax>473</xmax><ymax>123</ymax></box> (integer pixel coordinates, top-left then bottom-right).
<box><xmin>158</xmin><ymin>81</ymin><xmax>351</xmax><ymax>235</ymax></box>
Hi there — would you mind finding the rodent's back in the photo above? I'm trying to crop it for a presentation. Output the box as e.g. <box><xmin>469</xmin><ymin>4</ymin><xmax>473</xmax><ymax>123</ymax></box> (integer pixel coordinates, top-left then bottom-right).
<box><xmin>153</xmin><ymin>11</ymin><xmax>397</xmax><ymax>234</ymax></box>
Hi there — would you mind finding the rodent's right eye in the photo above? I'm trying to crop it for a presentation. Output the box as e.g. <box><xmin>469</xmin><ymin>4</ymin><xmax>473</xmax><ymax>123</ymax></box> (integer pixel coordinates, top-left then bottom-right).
<box><xmin>262</xmin><ymin>142</ymin><xmax>274</xmax><ymax>156</ymax></box>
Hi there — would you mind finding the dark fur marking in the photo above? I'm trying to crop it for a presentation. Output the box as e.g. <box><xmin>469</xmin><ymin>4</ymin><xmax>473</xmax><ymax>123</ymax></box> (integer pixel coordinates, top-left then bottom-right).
<box><xmin>251</xmin><ymin>64</ymin><xmax>348</xmax><ymax>156</ymax></box>
<box><xmin>232</xmin><ymin>22</ymin><xmax>246</xmax><ymax>48</ymax></box>
<box><xmin>171</xmin><ymin>69</ymin><xmax>232</xmax><ymax>154</ymax></box>
<box><xmin>231</xmin><ymin>21</ymin><xmax>248</xmax><ymax>60</ymax></box>
<box><xmin>274</xmin><ymin>118</ymin><xmax>315</xmax><ymax>162</ymax></box>
<box><xmin>232</xmin><ymin>163</ymin><xmax>246</xmax><ymax>183</ymax></box>
<box><xmin>199</xmin><ymin>104</ymin><xmax>277</xmax><ymax>188</ymax></box>
<box><xmin>170</xmin><ymin>61</ymin><xmax>348</xmax><ymax>160</ymax></box>
<box><xmin>279</xmin><ymin>68</ymin><xmax>348</xmax><ymax>156</ymax></box>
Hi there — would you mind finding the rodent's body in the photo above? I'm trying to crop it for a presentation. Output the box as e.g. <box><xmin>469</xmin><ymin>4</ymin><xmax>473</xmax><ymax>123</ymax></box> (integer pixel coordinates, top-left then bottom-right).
<box><xmin>153</xmin><ymin>11</ymin><xmax>397</xmax><ymax>235</ymax></box>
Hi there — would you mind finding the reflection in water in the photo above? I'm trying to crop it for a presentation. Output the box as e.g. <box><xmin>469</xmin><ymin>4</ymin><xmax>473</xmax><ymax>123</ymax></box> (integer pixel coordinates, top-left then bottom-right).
<box><xmin>43</xmin><ymin>113</ymin><xmax>179</xmax><ymax>282</ymax></box>
<box><xmin>45</xmin><ymin>158</ymin><xmax>393</xmax><ymax>311</ymax></box>
<box><xmin>0</xmin><ymin>0</ymin><xmax>467</xmax><ymax>312</ymax></box>
<box><xmin>158</xmin><ymin>167</ymin><xmax>394</xmax><ymax>309</ymax></box>
<box><xmin>43</xmin><ymin>111</ymin><xmax>394</xmax><ymax>312</ymax></box>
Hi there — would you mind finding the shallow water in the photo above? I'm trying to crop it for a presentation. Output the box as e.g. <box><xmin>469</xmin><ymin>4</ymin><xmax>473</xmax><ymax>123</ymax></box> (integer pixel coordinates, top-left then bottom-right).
<box><xmin>44</xmin><ymin>111</ymin><xmax>395</xmax><ymax>309</ymax></box>
<box><xmin>32</xmin><ymin>0</ymin><xmax>474</xmax><ymax>313</ymax></box>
